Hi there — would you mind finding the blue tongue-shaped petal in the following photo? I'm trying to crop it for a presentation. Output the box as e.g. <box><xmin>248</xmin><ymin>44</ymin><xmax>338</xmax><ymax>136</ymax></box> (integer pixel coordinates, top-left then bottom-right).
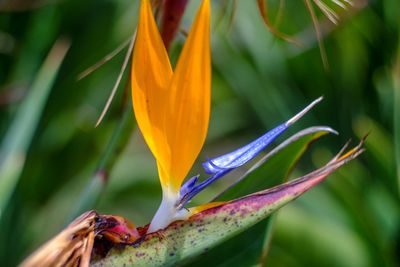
<box><xmin>178</xmin><ymin>97</ymin><xmax>324</xmax><ymax>208</ymax></box>
<box><xmin>202</xmin><ymin>97</ymin><xmax>323</xmax><ymax>174</ymax></box>
<box><xmin>180</xmin><ymin>175</ymin><xmax>199</xmax><ymax>196</ymax></box>
<box><xmin>202</xmin><ymin>124</ymin><xmax>287</xmax><ymax>174</ymax></box>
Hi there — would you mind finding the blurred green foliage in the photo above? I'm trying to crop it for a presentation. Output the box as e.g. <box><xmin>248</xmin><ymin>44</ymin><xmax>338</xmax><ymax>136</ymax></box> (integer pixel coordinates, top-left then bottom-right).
<box><xmin>0</xmin><ymin>0</ymin><xmax>399</xmax><ymax>266</ymax></box>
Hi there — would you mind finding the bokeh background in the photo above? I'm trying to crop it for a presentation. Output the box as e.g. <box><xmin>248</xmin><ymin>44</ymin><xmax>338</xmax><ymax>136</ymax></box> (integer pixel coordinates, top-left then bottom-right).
<box><xmin>0</xmin><ymin>0</ymin><xmax>399</xmax><ymax>266</ymax></box>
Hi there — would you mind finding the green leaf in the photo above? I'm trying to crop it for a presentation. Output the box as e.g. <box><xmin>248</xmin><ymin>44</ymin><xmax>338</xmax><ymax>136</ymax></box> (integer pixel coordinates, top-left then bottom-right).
<box><xmin>0</xmin><ymin>39</ymin><xmax>70</xmax><ymax>217</ymax></box>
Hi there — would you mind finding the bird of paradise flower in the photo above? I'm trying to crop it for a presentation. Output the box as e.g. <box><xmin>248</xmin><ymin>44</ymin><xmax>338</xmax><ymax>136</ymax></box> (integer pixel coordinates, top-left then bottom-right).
<box><xmin>20</xmin><ymin>0</ymin><xmax>364</xmax><ymax>266</ymax></box>
<box><xmin>131</xmin><ymin>0</ymin><xmax>362</xmax><ymax>233</ymax></box>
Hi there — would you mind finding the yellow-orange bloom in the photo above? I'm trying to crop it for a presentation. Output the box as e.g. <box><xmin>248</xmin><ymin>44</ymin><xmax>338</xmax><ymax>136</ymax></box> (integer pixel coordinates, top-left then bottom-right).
<box><xmin>131</xmin><ymin>0</ymin><xmax>210</xmax><ymax>231</ymax></box>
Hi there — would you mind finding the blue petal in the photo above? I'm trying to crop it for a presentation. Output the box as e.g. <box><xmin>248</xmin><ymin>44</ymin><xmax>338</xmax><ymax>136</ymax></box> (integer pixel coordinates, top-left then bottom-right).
<box><xmin>179</xmin><ymin>169</ymin><xmax>230</xmax><ymax>208</ymax></box>
<box><xmin>179</xmin><ymin>97</ymin><xmax>324</xmax><ymax>208</ymax></box>
<box><xmin>202</xmin><ymin>124</ymin><xmax>287</xmax><ymax>174</ymax></box>
<box><xmin>202</xmin><ymin>97</ymin><xmax>323</xmax><ymax>174</ymax></box>
<box><xmin>180</xmin><ymin>175</ymin><xmax>200</xmax><ymax>197</ymax></box>
<box><xmin>180</xmin><ymin>124</ymin><xmax>287</xmax><ymax>208</ymax></box>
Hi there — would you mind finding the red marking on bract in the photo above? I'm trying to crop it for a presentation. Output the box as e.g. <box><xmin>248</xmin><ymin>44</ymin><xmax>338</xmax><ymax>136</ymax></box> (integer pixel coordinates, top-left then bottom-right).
<box><xmin>98</xmin><ymin>215</ymin><xmax>140</xmax><ymax>243</ymax></box>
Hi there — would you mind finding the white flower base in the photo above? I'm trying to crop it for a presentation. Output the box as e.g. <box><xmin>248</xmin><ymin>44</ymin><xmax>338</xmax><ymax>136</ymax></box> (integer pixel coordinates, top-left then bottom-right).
<box><xmin>148</xmin><ymin>191</ymin><xmax>190</xmax><ymax>233</ymax></box>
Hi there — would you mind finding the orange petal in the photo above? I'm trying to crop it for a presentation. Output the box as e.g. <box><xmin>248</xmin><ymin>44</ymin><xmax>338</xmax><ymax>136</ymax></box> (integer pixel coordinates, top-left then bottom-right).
<box><xmin>131</xmin><ymin>0</ymin><xmax>173</xmax><ymax>186</ymax></box>
<box><xmin>131</xmin><ymin>0</ymin><xmax>211</xmax><ymax>192</ymax></box>
<box><xmin>166</xmin><ymin>0</ymin><xmax>211</xmax><ymax>190</ymax></box>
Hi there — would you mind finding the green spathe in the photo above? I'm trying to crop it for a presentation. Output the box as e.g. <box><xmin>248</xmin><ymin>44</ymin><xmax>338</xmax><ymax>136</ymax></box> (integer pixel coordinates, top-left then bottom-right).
<box><xmin>90</xmin><ymin>140</ymin><xmax>363</xmax><ymax>267</ymax></box>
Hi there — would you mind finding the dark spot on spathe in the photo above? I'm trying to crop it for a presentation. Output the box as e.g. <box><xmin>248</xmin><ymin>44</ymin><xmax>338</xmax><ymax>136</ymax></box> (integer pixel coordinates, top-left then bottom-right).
<box><xmin>135</xmin><ymin>252</ymin><xmax>146</xmax><ymax>258</ymax></box>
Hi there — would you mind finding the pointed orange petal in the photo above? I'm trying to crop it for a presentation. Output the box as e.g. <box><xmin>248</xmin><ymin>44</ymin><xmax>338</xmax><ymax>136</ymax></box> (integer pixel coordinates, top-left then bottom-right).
<box><xmin>166</xmin><ymin>0</ymin><xmax>211</xmax><ymax>190</ymax></box>
<box><xmin>131</xmin><ymin>0</ymin><xmax>173</xmax><ymax>186</ymax></box>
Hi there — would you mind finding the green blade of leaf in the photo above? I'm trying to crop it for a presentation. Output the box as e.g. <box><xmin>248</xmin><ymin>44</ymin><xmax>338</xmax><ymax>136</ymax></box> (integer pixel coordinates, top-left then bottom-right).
<box><xmin>0</xmin><ymin>38</ymin><xmax>70</xmax><ymax>217</ymax></box>
<box><xmin>90</xmin><ymin>141</ymin><xmax>363</xmax><ymax>267</ymax></box>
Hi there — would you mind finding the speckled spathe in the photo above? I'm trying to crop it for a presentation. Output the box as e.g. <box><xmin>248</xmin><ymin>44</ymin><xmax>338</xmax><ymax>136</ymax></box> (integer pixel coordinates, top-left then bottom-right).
<box><xmin>90</xmin><ymin>142</ymin><xmax>363</xmax><ymax>267</ymax></box>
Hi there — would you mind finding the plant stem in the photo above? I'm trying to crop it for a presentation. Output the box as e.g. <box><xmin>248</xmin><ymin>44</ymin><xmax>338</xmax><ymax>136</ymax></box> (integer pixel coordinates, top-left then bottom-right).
<box><xmin>69</xmin><ymin>99</ymin><xmax>134</xmax><ymax>220</ymax></box>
